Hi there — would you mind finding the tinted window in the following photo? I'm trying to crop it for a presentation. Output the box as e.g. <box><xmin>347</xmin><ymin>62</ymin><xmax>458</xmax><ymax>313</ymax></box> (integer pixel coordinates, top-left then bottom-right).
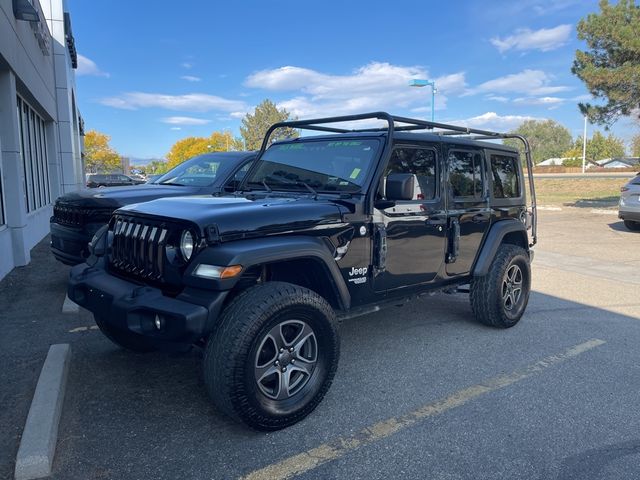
<box><xmin>490</xmin><ymin>154</ymin><xmax>520</xmax><ymax>198</ymax></box>
<box><xmin>385</xmin><ymin>147</ymin><xmax>437</xmax><ymax>200</ymax></box>
<box><xmin>448</xmin><ymin>150</ymin><xmax>483</xmax><ymax>198</ymax></box>
<box><xmin>246</xmin><ymin>139</ymin><xmax>380</xmax><ymax>193</ymax></box>
<box><xmin>157</xmin><ymin>155</ymin><xmax>226</xmax><ymax>187</ymax></box>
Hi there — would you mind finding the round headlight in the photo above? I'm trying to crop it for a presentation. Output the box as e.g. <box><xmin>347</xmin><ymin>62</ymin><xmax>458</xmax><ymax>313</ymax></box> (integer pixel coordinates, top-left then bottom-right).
<box><xmin>180</xmin><ymin>230</ymin><xmax>194</xmax><ymax>261</ymax></box>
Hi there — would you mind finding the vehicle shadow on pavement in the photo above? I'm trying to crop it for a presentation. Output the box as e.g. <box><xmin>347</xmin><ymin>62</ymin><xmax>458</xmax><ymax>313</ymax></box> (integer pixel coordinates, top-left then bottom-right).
<box><xmin>48</xmin><ymin>288</ymin><xmax>640</xmax><ymax>480</ymax></box>
<box><xmin>607</xmin><ymin>220</ymin><xmax>633</xmax><ymax>232</ymax></box>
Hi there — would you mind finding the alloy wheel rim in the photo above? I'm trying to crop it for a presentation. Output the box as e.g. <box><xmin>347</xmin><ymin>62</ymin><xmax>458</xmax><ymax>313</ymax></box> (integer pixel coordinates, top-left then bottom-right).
<box><xmin>502</xmin><ymin>264</ymin><xmax>523</xmax><ymax>312</ymax></box>
<box><xmin>254</xmin><ymin>320</ymin><xmax>318</xmax><ymax>400</ymax></box>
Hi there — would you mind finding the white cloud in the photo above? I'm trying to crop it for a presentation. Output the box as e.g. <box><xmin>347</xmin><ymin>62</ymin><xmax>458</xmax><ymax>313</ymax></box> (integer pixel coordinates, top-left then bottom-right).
<box><xmin>513</xmin><ymin>96</ymin><xmax>565</xmax><ymax>106</ymax></box>
<box><xmin>170</xmin><ymin>127</ymin><xmax>182</xmax><ymax>131</ymax></box>
<box><xmin>180</xmin><ymin>75</ymin><xmax>201</xmax><ymax>82</ymax></box>
<box><xmin>486</xmin><ymin>95</ymin><xmax>509</xmax><ymax>103</ymax></box>
<box><xmin>245</xmin><ymin>62</ymin><xmax>466</xmax><ymax>119</ymax></box>
<box><xmin>100</xmin><ymin>92</ymin><xmax>248</xmax><ymax>113</ymax></box>
<box><xmin>161</xmin><ymin>116</ymin><xmax>211</xmax><ymax>126</ymax></box>
<box><xmin>491</xmin><ymin>24</ymin><xmax>572</xmax><ymax>53</ymax></box>
<box><xmin>76</xmin><ymin>54</ymin><xmax>109</xmax><ymax>77</ymax></box>
<box><xmin>181</xmin><ymin>62</ymin><xmax>193</xmax><ymax>69</ymax></box>
<box><xmin>458</xmin><ymin>112</ymin><xmax>543</xmax><ymax>132</ymax></box>
<box><xmin>466</xmin><ymin>69</ymin><xmax>571</xmax><ymax>96</ymax></box>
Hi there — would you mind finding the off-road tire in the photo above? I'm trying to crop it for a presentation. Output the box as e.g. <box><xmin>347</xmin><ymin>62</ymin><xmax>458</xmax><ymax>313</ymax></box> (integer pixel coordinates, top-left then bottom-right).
<box><xmin>94</xmin><ymin>315</ymin><xmax>157</xmax><ymax>353</ymax></box>
<box><xmin>624</xmin><ymin>220</ymin><xmax>640</xmax><ymax>231</ymax></box>
<box><xmin>203</xmin><ymin>282</ymin><xmax>340</xmax><ymax>431</ymax></box>
<box><xmin>470</xmin><ymin>244</ymin><xmax>531</xmax><ymax>328</ymax></box>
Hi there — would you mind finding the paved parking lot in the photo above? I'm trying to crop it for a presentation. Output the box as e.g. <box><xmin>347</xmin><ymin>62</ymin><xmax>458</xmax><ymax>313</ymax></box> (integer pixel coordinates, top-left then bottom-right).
<box><xmin>1</xmin><ymin>207</ymin><xmax>639</xmax><ymax>480</ymax></box>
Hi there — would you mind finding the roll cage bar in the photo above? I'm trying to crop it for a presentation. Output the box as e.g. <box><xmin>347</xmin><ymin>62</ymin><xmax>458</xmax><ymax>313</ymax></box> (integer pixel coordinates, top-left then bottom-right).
<box><xmin>256</xmin><ymin>112</ymin><xmax>537</xmax><ymax>247</ymax></box>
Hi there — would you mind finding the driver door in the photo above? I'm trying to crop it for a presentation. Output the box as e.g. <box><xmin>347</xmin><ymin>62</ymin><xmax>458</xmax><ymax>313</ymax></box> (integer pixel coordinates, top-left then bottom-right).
<box><xmin>373</xmin><ymin>145</ymin><xmax>447</xmax><ymax>292</ymax></box>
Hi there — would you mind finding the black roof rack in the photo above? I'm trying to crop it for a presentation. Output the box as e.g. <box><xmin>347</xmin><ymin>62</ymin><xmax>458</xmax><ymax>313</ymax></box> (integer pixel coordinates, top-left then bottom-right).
<box><xmin>259</xmin><ymin>112</ymin><xmax>536</xmax><ymax>246</ymax></box>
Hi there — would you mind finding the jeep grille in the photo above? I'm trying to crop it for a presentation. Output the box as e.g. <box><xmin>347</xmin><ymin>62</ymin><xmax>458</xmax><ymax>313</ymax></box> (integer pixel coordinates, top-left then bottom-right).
<box><xmin>53</xmin><ymin>203</ymin><xmax>113</xmax><ymax>227</ymax></box>
<box><xmin>110</xmin><ymin>215</ymin><xmax>169</xmax><ymax>281</ymax></box>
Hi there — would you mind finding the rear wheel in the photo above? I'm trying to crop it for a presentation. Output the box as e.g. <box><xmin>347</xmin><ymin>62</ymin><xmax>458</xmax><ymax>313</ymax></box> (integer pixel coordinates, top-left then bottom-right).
<box><xmin>203</xmin><ymin>282</ymin><xmax>339</xmax><ymax>431</ymax></box>
<box><xmin>94</xmin><ymin>315</ymin><xmax>157</xmax><ymax>352</ymax></box>
<box><xmin>470</xmin><ymin>244</ymin><xmax>531</xmax><ymax>328</ymax></box>
<box><xmin>624</xmin><ymin>220</ymin><xmax>640</xmax><ymax>231</ymax></box>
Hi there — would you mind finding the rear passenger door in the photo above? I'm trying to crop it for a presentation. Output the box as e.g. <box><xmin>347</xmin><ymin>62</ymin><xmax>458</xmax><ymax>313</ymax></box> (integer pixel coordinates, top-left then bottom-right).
<box><xmin>444</xmin><ymin>148</ymin><xmax>490</xmax><ymax>276</ymax></box>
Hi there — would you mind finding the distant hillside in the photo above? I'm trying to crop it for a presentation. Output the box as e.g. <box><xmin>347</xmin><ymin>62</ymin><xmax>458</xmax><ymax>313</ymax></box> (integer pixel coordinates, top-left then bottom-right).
<box><xmin>129</xmin><ymin>157</ymin><xmax>166</xmax><ymax>166</ymax></box>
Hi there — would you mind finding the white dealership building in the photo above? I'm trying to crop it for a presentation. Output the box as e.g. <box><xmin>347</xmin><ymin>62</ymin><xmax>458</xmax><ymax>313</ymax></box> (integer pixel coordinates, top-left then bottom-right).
<box><xmin>0</xmin><ymin>0</ymin><xmax>84</xmax><ymax>280</ymax></box>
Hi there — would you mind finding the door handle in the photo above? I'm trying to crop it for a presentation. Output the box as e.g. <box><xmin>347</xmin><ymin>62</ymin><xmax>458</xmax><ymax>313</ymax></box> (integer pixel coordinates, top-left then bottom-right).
<box><xmin>472</xmin><ymin>213</ymin><xmax>489</xmax><ymax>223</ymax></box>
<box><xmin>425</xmin><ymin>217</ymin><xmax>447</xmax><ymax>226</ymax></box>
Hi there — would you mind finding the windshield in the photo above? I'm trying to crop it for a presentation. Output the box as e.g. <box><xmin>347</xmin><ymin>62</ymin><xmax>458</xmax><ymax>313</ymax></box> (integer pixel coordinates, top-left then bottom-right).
<box><xmin>245</xmin><ymin>139</ymin><xmax>380</xmax><ymax>193</ymax></box>
<box><xmin>156</xmin><ymin>155</ymin><xmax>227</xmax><ymax>187</ymax></box>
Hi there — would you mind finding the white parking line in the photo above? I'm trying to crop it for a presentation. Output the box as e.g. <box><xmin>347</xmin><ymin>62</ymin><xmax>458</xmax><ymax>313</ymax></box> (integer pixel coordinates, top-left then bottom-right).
<box><xmin>240</xmin><ymin>339</ymin><xmax>606</xmax><ymax>480</ymax></box>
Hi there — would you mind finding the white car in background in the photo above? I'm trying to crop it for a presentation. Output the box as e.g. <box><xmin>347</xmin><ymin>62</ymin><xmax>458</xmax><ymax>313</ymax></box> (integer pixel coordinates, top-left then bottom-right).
<box><xmin>619</xmin><ymin>174</ymin><xmax>640</xmax><ymax>231</ymax></box>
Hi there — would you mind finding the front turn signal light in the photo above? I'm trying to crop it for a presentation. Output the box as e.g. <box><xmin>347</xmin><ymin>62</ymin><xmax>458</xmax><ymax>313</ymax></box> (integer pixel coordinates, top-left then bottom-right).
<box><xmin>193</xmin><ymin>264</ymin><xmax>243</xmax><ymax>279</ymax></box>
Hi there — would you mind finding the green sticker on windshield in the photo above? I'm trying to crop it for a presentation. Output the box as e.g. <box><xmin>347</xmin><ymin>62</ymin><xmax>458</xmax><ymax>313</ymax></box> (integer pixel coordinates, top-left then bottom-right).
<box><xmin>349</xmin><ymin>168</ymin><xmax>361</xmax><ymax>179</ymax></box>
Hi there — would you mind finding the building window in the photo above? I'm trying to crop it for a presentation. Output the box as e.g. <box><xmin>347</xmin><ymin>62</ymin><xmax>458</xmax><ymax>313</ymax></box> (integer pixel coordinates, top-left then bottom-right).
<box><xmin>17</xmin><ymin>96</ymin><xmax>50</xmax><ymax>212</ymax></box>
<box><xmin>0</xmin><ymin>164</ymin><xmax>5</xmax><ymax>225</ymax></box>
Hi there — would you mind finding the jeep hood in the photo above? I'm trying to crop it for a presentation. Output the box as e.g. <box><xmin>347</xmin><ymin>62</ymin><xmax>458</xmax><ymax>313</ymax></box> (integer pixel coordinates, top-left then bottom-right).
<box><xmin>55</xmin><ymin>184</ymin><xmax>205</xmax><ymax>208</ymax></box>
<box><xmin>117</xmin><ymin>195</ymin><xmax>347</xmax><ymax>240</ymax></box>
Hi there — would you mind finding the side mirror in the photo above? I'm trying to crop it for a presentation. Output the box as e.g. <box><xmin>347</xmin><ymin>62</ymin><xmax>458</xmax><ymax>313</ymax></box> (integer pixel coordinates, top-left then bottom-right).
<box><xmin>386</xmin><ymin>173</ymin><xmax>415</xmax><ymax>201</ymax></box>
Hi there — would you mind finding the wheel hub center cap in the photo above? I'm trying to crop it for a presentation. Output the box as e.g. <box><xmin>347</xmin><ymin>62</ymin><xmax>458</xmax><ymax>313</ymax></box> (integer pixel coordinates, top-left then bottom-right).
<box><xmin>278</xmin><ymin>351</ymin><xmax>293</xmax><ymax>367</ymax></box>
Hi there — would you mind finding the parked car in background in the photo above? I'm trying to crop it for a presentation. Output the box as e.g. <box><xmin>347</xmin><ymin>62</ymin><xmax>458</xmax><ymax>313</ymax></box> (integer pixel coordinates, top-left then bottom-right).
<box><xmin>51</xmin><ymin>151</ymin><xmax>256</xmax><ymax>265</ymax></box>
<box><xmin>86</xmin><ymin>174</ymin><xmax>146</xmax><ymax>188</ymax></box>
<box><xmin>619</xmin><ymin>174</ymin><xmax>640</xmax><ymax>231</ymax></box>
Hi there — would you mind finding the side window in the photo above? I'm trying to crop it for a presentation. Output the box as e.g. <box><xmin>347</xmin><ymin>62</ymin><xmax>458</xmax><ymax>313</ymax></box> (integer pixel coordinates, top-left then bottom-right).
<box><xmin>448</xmin><ymin>150</ymin><xmax>483</xmax><ymax>198</ymax></box>
<box><xmin>384</xmin><ymin>147</ymin><xmax>437</xmax><ymax>200</ymax></box>
<box><xmin>490</xmin><ymin>154</ymin><xmax>520</xmax><ymax>198</ymax></box>
<box><xmin>234</xmin><ymin>161</ymin><xmax>253</xmax><ymax>182</ymax></box>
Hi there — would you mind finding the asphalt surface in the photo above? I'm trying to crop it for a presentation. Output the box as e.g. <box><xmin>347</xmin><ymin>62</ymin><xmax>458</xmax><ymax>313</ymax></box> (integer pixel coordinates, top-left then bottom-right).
<box><xmin>1</xmin><ymin>208</ymin><xmax>639</xmax><ymax>480</ymax></box>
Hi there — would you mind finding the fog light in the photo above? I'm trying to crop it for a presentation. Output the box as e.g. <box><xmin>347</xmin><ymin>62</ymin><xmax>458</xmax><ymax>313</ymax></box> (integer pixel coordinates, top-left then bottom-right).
<box><xmin>154</xmin><ymin>314</ymin><xmax>163</xmax><ymax>330</ymax></box>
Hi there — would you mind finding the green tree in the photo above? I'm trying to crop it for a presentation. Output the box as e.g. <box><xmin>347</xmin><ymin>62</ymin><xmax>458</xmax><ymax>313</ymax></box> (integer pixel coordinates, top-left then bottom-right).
<box><xmin>632</xmin><ymin>134</ymin><xmax>640</xmax><ymax>156</ymax></box>
<box><xmin>147</xmin><ymin>160</ymin><xmax>169</xmax><ymax>175</ymax></box>
<box><xmin>504</xmin><ymin>119</ymin><xmax>573</xmax><ymax>164</ymax></box>
<box><xmin>562</xmin><ymin>131</ymin><xmax>626</xmax><ymax>164</ymax></box>
<box><xmin>84</xmin><ymin>130</ymin><xmax>121</xmax><ymax>173</ymax></box>
<box><xmin>240</xmin><ymin>99</ymin><xmax>298</xmax><ymax>150</ymax></box>
<box><xmin>572</xmin><ymin>0</ymin><xmax>640</xmax><ymax>126</ymax></box>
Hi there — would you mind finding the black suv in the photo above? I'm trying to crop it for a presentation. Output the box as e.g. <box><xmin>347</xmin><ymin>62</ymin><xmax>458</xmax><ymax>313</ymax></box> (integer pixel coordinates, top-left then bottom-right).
<box><xmin>51</xmin><ymin>151</ymin><xmax>255</xmax><ymax>265</ymax></box>
<box><xmin>68</xmin><ymin>113</ymin><xmax>537</xmax><ymax>431</ymax></box>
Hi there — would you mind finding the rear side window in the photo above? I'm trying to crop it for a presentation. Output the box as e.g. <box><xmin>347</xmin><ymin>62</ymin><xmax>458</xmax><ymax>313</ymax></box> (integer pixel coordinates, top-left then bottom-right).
<box><xmin>385</xmin><ymin>147</ymin><xmax>437</xmax><ymax>200</ymax></box>
<box><xmin>490</xmin><ymin>154</ymin><xmax>520</xmax><ymax>198</ymax></box>
<box><xmin>448</xmin><ymin>150</ymin><xmax>483</xmax><ymax>198</ymax></box>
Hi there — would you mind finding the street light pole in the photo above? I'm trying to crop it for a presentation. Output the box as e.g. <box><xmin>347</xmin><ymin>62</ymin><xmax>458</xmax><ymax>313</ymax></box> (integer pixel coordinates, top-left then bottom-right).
<box><xmin>582</xmin><ymin>116</ymin><xmax>588</xmax><ymax>174</ymax></box>
<box><xmin>409</xmin><ymin>79</ymin><xmax>437</xmax><ymax>122</ymax></box>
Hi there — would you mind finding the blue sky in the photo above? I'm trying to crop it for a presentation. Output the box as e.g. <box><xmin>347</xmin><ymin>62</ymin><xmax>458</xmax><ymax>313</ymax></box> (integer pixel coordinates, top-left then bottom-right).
<box><xmin>69</xmin><ymin>0</ymin><xmax>636</xmax><ymax>160</ymax></box>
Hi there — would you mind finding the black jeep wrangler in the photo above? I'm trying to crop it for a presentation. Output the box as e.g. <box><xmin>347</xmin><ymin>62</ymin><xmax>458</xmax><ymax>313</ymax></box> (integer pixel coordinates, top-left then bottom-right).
<box><xmin>68</xmin><ymin>112</ymin><xmax>537</xmax><ymax>431</ymax></box>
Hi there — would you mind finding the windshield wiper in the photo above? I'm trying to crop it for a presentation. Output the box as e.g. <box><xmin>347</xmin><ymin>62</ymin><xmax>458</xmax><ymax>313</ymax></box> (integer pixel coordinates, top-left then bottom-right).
<box><xmin>296</xmin><ymin>180</ymin><xmax>318</xmax><ymax>199</ymax></box>
<box><xmin>159</xmin><ymin>181</ymin><xmax>187</xmax><ymax>186</ymax></box>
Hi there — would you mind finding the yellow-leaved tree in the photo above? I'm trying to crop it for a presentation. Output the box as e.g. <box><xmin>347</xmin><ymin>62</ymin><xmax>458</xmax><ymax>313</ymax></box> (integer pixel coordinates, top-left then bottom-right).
<box><xmin>166</xmin><ymin>131</ymin><xmax>243</xmax><ymax>169</ymax></box>
<box><xmin>84</xmin><ymin>130</ymin><xmax>122</xmax><ymax>173</ymax></box>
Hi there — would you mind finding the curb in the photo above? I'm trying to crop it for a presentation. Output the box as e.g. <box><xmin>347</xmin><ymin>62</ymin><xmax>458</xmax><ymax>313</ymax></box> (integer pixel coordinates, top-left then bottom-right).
<box><xmin>61</xmin><ymin>295</ymin><xmax>79</xmax><ymax>314</ymax></box>
<box><xmin>14</xmin><ymin>344</ymin><xmax>71</xmax><ymax>480</ymax></box>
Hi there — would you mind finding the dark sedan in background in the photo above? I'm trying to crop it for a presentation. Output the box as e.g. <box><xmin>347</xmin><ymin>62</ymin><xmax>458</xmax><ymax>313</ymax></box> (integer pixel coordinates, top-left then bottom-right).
<box><xmin>86</xmin><ymin>173</ymin><xmax>147</xmax><ymax>188</ymax></box>
<box><xmin>51</xmin><ymin>151</ymin><xmax>255</xmax><ymax>265</ymax></box>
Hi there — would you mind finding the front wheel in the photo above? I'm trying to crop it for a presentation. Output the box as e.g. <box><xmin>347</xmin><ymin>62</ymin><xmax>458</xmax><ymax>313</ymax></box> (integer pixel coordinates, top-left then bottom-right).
<box><xmin>203</xmin><ymin>282</ymin><xmax>340</xmax><ymax>431</ymax></box>
<box><xmin>470</xmin><ymin>244</ymin><xmax>531</xmax><ymax>328</ymax></box>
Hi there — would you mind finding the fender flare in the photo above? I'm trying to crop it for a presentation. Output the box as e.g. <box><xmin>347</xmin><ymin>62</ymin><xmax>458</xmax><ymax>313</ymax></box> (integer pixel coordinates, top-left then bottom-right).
<box><xmin>184</xmin><ymin>236</ymin><xmax>351</xmax><ymax>310</ymax></box>
<box><xmin>472</xmin><ymin>219</ymin><xmax>529</xmax><ymax>277</ymax></box>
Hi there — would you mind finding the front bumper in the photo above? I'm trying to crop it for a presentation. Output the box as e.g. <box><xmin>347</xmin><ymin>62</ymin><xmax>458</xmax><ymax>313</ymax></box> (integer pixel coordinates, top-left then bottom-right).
<box><xmin>50</xmin><ymin>221</ymin><xmax>92</xmax><ymax>265</ymax></box>
<box><xmin>68</xmin><ymin>264</ymin><xmax>228</xmax><ymax>344</ymax></box>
